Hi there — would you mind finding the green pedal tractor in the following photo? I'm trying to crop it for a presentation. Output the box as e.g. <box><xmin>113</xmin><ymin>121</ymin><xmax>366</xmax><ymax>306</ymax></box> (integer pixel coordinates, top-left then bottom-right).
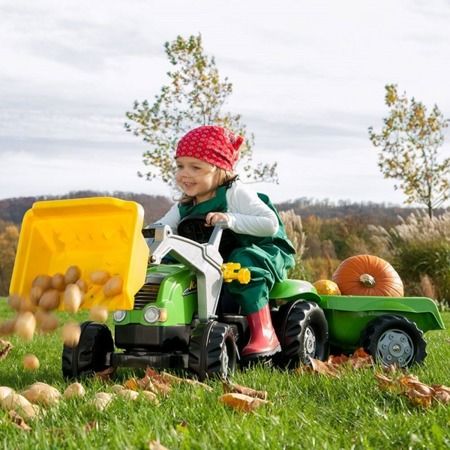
<box><xmin>10</xmin><ymin>198</ymin><xmax>445</xmax><ymax>381</ymax></box>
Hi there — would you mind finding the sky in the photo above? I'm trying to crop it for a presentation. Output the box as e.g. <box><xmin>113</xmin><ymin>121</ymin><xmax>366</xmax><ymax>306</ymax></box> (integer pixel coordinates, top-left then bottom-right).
<box><xmin>0</xmin><ymin>0</ymin><xmax>449</xmax><ymax>206</ymax></box>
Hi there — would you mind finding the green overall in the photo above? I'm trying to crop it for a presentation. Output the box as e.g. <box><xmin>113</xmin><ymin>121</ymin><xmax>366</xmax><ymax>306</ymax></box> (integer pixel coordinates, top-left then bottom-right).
<box><xmin>178</xmin><ymin>185</ymin><xmax>296</xmax><ymax>314</ymax></box>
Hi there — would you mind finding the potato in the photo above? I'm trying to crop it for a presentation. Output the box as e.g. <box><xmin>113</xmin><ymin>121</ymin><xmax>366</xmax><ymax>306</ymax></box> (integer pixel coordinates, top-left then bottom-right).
<box><xmin>39</xmin><ymin>289</ymin><xmax>60</xmax><ymax>310</ymax></box>
<box><xmin>0</xmin><ymin>319</ymin><xmax>17</xmax><ymax>336</ymax></box>
<box><xmin>93</xmin><ymin>392</ymin><xmax>114</xmax><ymax>411</ymax></box>
<box><xmin>14</xmin><ymin>312</ymin><xmax>36</xmax><ymax>341</ymax></box>
<box><xmin>63</xmin><ymin>382</ymin><xmax>85</xmax><ymax>399</ymax></box>
<box><xmin>23</xmin><ymin>354</ymin><xmax>40</xmax><ymax>371</ymax></box>
<box><xmin>141</xmin><ymin>390</ymin><xmax>159</xmax><ymax>404</ymax></box>
<box><xmin>89</xmin><ymin>305</ymin><xmax>108</xmax><ymax>323</ymax></box>
<box><xmin>51</xmin><ymin>273</ymin><xmax>65</xmax><ymax>291</ymax></box>
<box><xmin>76</xmin><ymin>279</ymin><xmax>88</xmax><ymax>293</ymax></box>
<box><xmin>32</xmin><ymin>275</ymin><xmax>52</xmax><ymax>291</ymax></box>
<box><xmin>0</xmin><ymin>386</ymin><xmax>14</xmax><ymax>402</ymax></box>
<box><xmin>63</xmin><ymin>284</ymin><xmax>82</xmax><ymax>313</ymax></box>
<box><xmin>22</xmin><ymin>382</ymin><xmax>61</xmax><ymax>406</ymax></box>
<box><xmin>1</xmin><ymin>392</ymin><xmax>37</xmax><ymax>419</ymax></box>
<box><xmin>117</xmin><ymin>389</ymin><xmax>139</xmax><ymax>401</ymax></box>
<box><xmin>64</xmin><ymin>265</ymin><xmax>81</xmax><ymax>285</ymax></box>
<box><xmin>7</xmin><ymin>294</ymin><xmax>23</xmax><ymax>311</ymax></box>
<box><xmin>62</xmin><ymin>322</ymin><xmax>81</xmax><ymax>347</ymax></box>
<box><xmin>29</xmin><ymin>286</ymin><xmax>44</xmax><ymax>306</ymax></box>
<box><xmin>103</xmin><ymin>275</ymin><xmax>123</xmax><ymax>297</ymax></box>
<box><xmin>90</xmin><ymin>270</ymin><xmax>110</xmax><ymax>285</ymax></box>
<box><xmin>35</xmin><ymin>310</ymin><xmax>58</xmax><ymax>333</ymax></box>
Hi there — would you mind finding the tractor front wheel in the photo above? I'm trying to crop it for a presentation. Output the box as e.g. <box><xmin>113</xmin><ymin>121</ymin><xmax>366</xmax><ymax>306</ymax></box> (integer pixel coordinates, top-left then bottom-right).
<box><xmin>62</xmin><ymin>321</ymin><xmax>114</xmax><ymax>380</ymax></box>
<box><xmin>188</xmin><ymin>321</ymin><xmax>237</xmax><ymax>381</ymax></box>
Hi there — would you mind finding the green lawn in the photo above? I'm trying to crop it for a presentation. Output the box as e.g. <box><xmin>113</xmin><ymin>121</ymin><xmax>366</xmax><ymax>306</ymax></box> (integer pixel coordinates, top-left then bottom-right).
<box><xmin>0</xmin><ymin>298</ymin><xmax>449</xmax><ymax>450</ymax></box>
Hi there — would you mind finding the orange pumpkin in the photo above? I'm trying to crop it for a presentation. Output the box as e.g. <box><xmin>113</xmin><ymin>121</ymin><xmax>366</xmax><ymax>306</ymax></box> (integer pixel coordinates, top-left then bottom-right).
<box><xmin>332</xmin><ymin>254</ymin><xmax>404</xmax><ymax>297</ymax></box>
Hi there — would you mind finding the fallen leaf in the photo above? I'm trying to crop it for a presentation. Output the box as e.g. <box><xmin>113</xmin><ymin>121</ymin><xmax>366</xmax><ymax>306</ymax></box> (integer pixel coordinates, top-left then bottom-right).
<box><xmin>406</xmin><ymin>389</ymin><xmax>433</xmax><ymax>408</ymax></box>
<box><xmin>219</xmin><ymin>393</ymin><xmax>269</xmax><ymax>412</ymax></box>
<box><xmin>8</xmin><ymin>410</ymin><xmax>31</xmax><ymax>431</ymax></box>
<box><xmin>0</xmin><ymin>339</ymin><xmax>13</xmax><ymax>360</ymax></box>
<box><xmin>123</xmin><ymin>378</ymin><xmax>139</xmax><ymax>391</ymax></box>
<box><xmin>222</xmin><ymin>382</ymin><xmax>268</xmax><ymax>400</ymax></box>
<box><xmin>161</xmin><ymin>371</ymin><xmax>213</xmax><ymax>391</ymax></box>
<box><xmin>94</xmin><ymin>367</ymin><xmax>115</xmax><ymax>382</ymax></box>
<box><xmin>307</xmin><ymin>358</ymin><xmax>340</xmax><ymax>378</ymax></box>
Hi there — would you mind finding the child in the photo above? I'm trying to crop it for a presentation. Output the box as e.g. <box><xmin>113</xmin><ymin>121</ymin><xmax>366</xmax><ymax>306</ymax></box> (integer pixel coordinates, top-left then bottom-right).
<box><xmin>156</xmin><ymin>125</ymin><xmax>296</xmax><ymax>360</ymax></box>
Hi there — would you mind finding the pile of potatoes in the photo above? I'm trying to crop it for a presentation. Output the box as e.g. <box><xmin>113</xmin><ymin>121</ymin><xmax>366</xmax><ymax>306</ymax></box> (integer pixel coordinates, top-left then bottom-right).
<box><xmin>0</xmin><ymin>265</ymin><xmax>124</xmax><ymax>369</ymax></box>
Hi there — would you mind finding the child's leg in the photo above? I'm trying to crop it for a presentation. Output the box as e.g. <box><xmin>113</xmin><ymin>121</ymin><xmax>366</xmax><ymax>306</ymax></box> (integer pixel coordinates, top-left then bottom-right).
<box><xmin>225</xmin><ymin>248</ymin><xmax>280</xmax><ymax>358</ymax></box>
<box><xmin>225</xmin><ymin>248</ymin><xmax>275</xmax><ymax>313</ymax></box>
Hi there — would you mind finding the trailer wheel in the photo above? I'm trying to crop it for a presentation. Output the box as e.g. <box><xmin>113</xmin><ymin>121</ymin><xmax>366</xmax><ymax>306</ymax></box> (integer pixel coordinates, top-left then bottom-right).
<box><xmin>360</xmin><ymin>315</ymin><xmax>426</xmax><ymax>368</ymax></box>
<box><xmin>273</xmin><ymin>301</ymin><xmax>329</xmax><ymax>368</ymax></box>
<box><xmin>188</xmin><ymin>321</ymin><xmax>237</xmax><ymax>381</ymax></box>
<box><xmin>62</xmin><ymin>321</ymin><xmax>114</xmax><ymax>380</ymax></box>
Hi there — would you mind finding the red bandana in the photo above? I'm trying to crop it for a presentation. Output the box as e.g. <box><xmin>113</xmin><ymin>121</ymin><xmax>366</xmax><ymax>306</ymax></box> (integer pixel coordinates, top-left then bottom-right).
<box><xmin>175</xmin><ymin>126</ymin><xmax>244</xmax><ymax>171</ymax></box>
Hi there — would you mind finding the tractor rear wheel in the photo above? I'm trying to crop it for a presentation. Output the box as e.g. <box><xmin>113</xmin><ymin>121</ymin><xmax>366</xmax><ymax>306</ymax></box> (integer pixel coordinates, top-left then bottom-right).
<box><xmin>360</xmin><ymin>315</ymin><xmax>426</xmax><ymax>368</ymax></box>
<box><xmin>188</xmin><ymin>321</ymin><xmax>237</xmax><ymax>381</ymax></box>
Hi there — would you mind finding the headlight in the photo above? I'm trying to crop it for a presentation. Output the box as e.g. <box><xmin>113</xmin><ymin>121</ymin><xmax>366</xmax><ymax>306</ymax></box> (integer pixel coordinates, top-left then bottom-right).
<box><xmin>144</xmin><ymin>306</ymin><xmax>160</xmax><ymax>323</ymax></box>
<box><xmin>113</xmin><ymin>310</ymin><xmax>127</xmax><ymax>323</ymax></box>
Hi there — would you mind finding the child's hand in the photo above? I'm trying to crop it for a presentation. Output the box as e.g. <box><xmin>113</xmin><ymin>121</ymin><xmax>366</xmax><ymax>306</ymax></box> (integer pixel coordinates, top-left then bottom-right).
<box><xmin>205</xmin><ymin>212</ymin><xmax>229</xmax><ymax>227</ymax></box>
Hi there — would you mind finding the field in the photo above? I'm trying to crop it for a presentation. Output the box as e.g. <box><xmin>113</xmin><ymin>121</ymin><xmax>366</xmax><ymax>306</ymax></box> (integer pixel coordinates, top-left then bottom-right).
<box><xmin>0</xmin><ymin>299</ymin><xmax>449</xmax><ymax>450</ymax></box>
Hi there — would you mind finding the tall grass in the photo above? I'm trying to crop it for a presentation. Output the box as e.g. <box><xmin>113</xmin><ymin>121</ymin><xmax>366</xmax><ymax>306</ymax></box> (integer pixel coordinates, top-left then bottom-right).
<box><xmin>370</xmin><ymin>212</ymin><xmax>450</xmax><ymax>305</ymax></box>
<box><xmin>1</xmin><ymin>299</ymin><xmax>449</xmax><ymax>449</ymax></box>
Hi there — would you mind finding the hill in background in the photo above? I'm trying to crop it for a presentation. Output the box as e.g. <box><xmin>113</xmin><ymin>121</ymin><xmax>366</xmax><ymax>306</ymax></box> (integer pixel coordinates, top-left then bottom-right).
<box><xmin>0</xmin><ymin>191</ymin><xmax>436</xmax><ymax>228</ymax></box>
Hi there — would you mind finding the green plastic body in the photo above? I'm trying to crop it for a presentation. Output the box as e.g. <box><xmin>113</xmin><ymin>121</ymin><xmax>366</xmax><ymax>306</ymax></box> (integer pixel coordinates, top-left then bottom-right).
<box><xmin>115</xmin><ymin>264</ymin><xmax>197</xmax><ymax>327</ymax></box>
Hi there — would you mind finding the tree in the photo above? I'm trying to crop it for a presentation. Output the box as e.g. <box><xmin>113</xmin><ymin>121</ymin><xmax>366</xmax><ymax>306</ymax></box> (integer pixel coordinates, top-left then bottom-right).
<box><xmin>125</xmin><ymin>34</ymin><xmax>277</xmax><ymax>188</ymax></box>
<box><xmin>368</xmin><ymin>84</ymin><xmax>450</xmax><ymax>218</ymax></box>
<box><xmin>0</xmin><ymin>220</ymin><xmax>19</xmax><ymax>296</ymax></box>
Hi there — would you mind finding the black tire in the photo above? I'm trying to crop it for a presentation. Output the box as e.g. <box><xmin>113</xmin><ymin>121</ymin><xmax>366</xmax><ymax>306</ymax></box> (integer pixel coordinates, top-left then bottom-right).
<box><xmin>62</xmin><ymin>321</ymin><xmax>114</xmax><ymax>380</ymax></box>
<box><xmin>188</xmin><ymin>321</ymin><xmax>237</xmax><ymax>381</ymax></box>
<box><xmin>273</xmin><ymin>301</ymin><xmax>329</xmax><ymax>368</ymax></box>
<box><xmin>360</xmin><ymin>315</ymin><xmax>427</xmax><ymax>368</ymax></box>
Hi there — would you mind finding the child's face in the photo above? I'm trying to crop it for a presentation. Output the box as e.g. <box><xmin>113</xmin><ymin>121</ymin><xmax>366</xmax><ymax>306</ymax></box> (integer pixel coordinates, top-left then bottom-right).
<box><xmin>175</xmin><ymin>156</ymin><xmax>221</xmax><ymax>203</ymax></box>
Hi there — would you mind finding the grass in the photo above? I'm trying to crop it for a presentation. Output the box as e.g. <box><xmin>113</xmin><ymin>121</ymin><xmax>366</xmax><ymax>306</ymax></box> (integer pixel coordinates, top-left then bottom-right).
<box><xmin>0</xmin><ymin>298</ymin><xmax>449</xmax><ymax>450</ymax></box>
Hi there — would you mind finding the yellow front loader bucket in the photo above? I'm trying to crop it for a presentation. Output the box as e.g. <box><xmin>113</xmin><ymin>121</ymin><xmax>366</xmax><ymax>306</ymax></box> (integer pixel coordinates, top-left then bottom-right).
<box><xmin>10</xmin><ymin>197</ymin><xmax>149</xmax><ymax>311</ymax></box>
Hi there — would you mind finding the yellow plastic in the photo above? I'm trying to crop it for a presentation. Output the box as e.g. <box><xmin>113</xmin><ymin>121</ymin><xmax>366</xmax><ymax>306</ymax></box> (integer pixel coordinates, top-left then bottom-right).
<box><xmin>222</xmin><ymin>263</ymin><xmax>251</xmax><ymax>284</ymax></box>
<box><xmin>9</xmin><ymin>197</ymin><xmax>149</xmax><ymax>311</ymax></box>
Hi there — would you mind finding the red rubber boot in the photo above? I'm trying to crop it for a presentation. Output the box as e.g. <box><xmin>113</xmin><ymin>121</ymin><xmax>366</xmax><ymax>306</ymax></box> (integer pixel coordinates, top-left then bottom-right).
<box><xmin>242</xmin><ymin>304</ymin><xmax>281</xmax><ymax>359</ymax></box>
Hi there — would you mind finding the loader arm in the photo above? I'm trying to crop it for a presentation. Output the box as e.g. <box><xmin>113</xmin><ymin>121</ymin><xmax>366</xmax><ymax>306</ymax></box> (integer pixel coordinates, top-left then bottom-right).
<box><xmin>147</xmin><ymin>224</ymin><xmax>224</xmax><ymax>321</ymax></box>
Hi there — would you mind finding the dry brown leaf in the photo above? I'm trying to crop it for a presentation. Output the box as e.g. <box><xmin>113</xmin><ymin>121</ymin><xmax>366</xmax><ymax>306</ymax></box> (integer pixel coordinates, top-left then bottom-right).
<box><xmin>137</xmin><ymin>368</ymin><xmax>172</xmax><ymax>395</ymax></box>
<box><xmin>124</xmin><ymin>378</ymin><xmax>139</xmax><ymax>391</ymax></box>
<box><xmin>222</xmin><ymin>382</ymin><xmax>268</xmax><ymax>400</ymax></box>
<box><xmin>94</xmin><ymin>367</ymin><xmax>115</xmax><ymax>382</ymax></box>
<box><xmin>308</xmin><ymin>358</ymin><xmax>340</xmax><ymax>378</ymax></box>
<box><xmin>0</xmin><ymin>339</ymin><xmax>13</xmax><ymax>360</ymax></box>
<box><xmin>8</xmin><ymin>410</ymin><xmax>31</xmax><ymax>431</ymax></box>
<box><xmin>327</xmin><ymin>354</ymin><xmax>349</xmax><ymax>366</ymax></box>
<box><xmin>160</xmin><ymin>371</ymin><xmax>213</xmax><ymax>391</ymax></box>
<box><xmin>375</xmin><ymin>373</ymin><xmax>450</xmax><ymax>408</ymax></box>
<box><xmin>219</xmin><ymin>393</ymin><xmax>269</xmax><ymax>412</ymax></box>
<box><xmin>433</xmin><ymin>388</ymin><xmax>450</xmax><ymax>404</ymax></box>
<box><xmin>406</xmin><ymin>389</ymin><xmax>433</xmax><ymax>408</ymax></box>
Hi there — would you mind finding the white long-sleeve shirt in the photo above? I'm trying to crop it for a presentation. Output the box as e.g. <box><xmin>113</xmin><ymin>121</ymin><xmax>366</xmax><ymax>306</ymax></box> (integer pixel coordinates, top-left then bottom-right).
<box><xmin>156</xmin><ymin>181</ymin><xmax>279</xmax><ymax>237</ymax></box>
